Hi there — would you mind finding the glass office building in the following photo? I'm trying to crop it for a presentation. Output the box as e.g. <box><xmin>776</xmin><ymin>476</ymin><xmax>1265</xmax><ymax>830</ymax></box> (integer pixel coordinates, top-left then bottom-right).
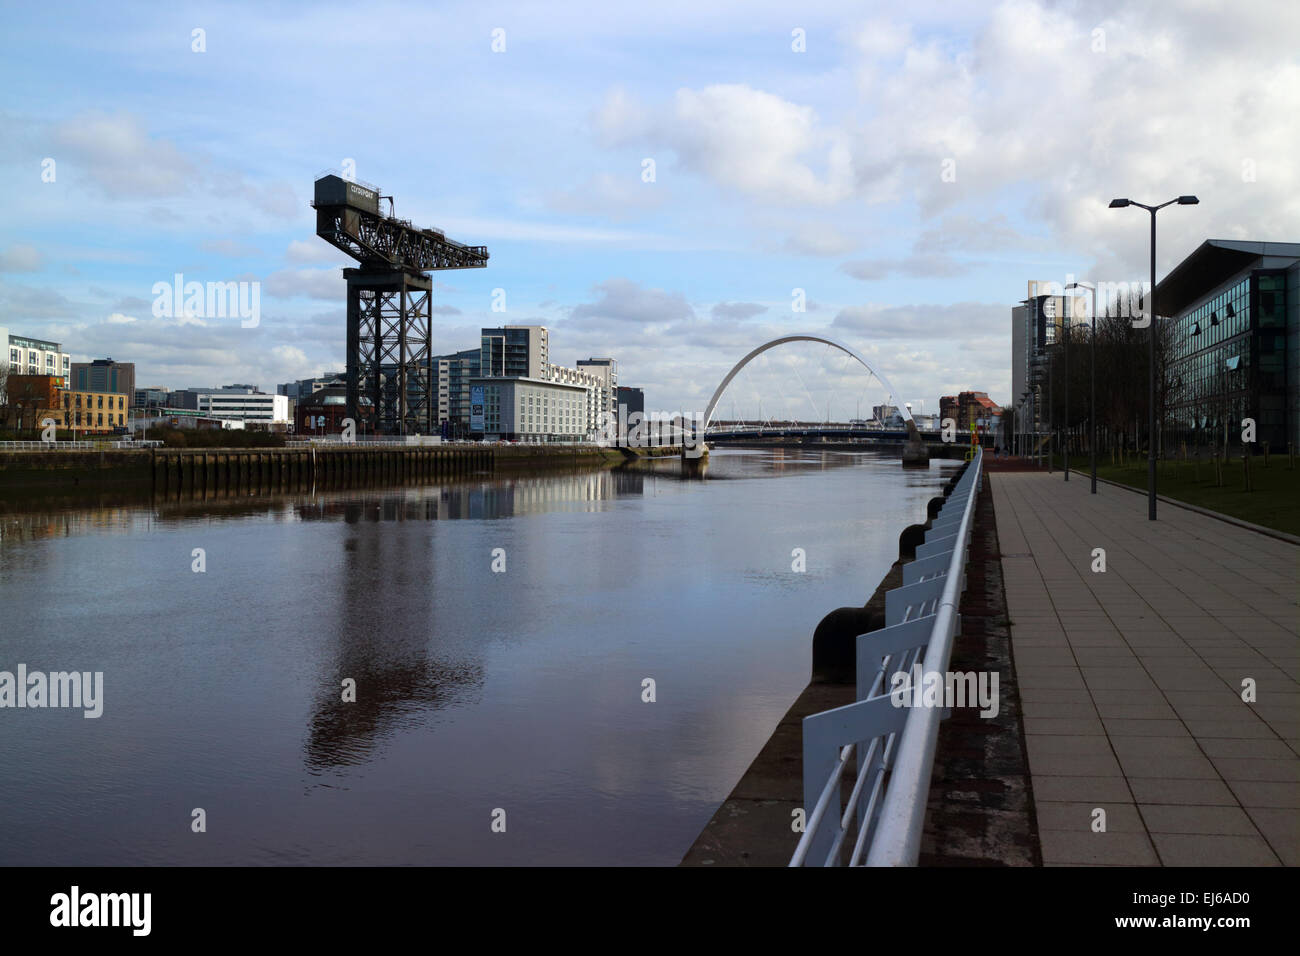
<box><xmin>1157</xmin><ymin>240</ymin><xmax>1299</xmax><ymax>453</ymax></box>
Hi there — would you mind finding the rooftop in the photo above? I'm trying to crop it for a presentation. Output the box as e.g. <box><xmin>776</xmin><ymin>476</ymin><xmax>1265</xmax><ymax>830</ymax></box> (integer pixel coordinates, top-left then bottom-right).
<box><xmin>1154</xmin><ymin>239</ymin><xmax>1300</xmax><ymax>315</ymax></box>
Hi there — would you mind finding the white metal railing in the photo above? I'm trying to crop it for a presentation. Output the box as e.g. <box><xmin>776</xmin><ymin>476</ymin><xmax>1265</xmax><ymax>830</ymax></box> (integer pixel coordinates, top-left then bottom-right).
<box><xmin>285</xmin><ymin>436</ymin><xmax>448</xmax><ymax>448</ymax></box>
<box><xmin>790</xmin><ymin>448</ymin><xmax>983</xmax><ymax>867</ymax></box>
<box><xmin>0</xmin><ymin>440</ymin><xmax>162</xmax><ymax>450</ymax></box>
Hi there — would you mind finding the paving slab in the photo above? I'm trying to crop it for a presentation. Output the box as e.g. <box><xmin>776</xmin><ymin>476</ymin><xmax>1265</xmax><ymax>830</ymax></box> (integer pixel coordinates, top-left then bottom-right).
<box><xmin>993</xmin><ymin>471</ymin><xmax>1299</xmax><ymax>867</ymax></box>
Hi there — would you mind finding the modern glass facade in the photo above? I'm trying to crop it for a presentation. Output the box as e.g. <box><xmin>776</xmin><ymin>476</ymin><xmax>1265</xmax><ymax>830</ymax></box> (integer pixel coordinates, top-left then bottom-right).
<box><xmin>480</xmin><ymin>326</ymin><xmax>547</xmax><ymax>379</ymax></box>
<box><xmin>1165</xmin><ymin>265</ymin><xmax>1295</xmax><ymax>452</ymax></box>
<box><xmin>433</xmin><ymin>347</ymin><xmax>480</xmax><ymax>438</ymax></box>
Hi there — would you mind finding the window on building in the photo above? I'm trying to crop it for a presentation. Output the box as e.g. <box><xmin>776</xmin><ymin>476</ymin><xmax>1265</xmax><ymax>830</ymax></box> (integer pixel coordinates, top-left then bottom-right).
<box><xmin>97</xmin><ymin>395</ymin><xmax>103</xmax><ymax>408</ymax></box>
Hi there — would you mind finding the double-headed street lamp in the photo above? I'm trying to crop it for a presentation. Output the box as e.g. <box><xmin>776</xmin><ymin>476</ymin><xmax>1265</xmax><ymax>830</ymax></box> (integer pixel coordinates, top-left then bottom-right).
<box><xmin>1108</xmin><ymin>194</ymin><xmax>1199</xmax><ymax>520</ymax></box>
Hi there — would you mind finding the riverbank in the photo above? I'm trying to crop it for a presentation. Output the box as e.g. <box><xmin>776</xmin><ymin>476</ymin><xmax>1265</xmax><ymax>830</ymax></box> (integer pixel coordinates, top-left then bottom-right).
<box><xmin>0</xmin><ymin>442</ymin><xmax>687</xmax><ymax>500</ymax></box>
<box><xmin>679</xmin><ymin>463</ymin><xmax>1036</xmax><ymax>866</ymax></box>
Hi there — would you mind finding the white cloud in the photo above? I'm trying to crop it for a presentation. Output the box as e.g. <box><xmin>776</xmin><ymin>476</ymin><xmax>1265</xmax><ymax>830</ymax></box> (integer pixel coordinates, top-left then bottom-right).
<box><xmin>781</xmin><ymin>225</ymin><xmax>858</xmax><ymax>258</ymax></box>
<box><xmin>0</xmin><ymin>243</ymin><xmax>44</xmax><ymax>272</ymax></box>
<box><xmin>569</xmin><ymin>277</ymin><xmax>696</xmax><ymax>325</ymax></box>
<box><xmin>711</xmin><ymin>301</ymin><xmax>767</xmax><ymax>320</ymax></box>
<box><xmin>264</xmin><ymin>268</ymin><xmax>344</xmax><ymax>301</ymax></box>
<box><xmin>545</xmin><ymin>172</ymin><xmax>667</xmax><ymax>220</ymax></box>
<box><xmin>842</xmin><ymin>254</ymin><xmax>978</xmax><ymax>279</ymax></box>
<box><xmin>49</xmin><ymin>112</ymin><xmax>195</xmax><ymax>199</ymax></box>
<box><xmin>286</xmin><ymin>239</ymin><xmax>348</xmax><ymax>264</ymax></box>
<box><xmin>597</xmin><ymin>84</ymin><xmax>855</xmax><ymax>205</ymax></box>
<box><xmin>201</xmin><ymin>239</ymin><xmax>262</xmax><ymax>258</ymax></box>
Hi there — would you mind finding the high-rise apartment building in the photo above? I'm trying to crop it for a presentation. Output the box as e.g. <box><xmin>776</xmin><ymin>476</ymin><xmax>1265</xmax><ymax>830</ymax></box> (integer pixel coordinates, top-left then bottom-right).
<box><xmin>71</xmin><ymin>358</ymin><xmax>135</xmax><ymax>399</ymax></box>
<box><xmin>480</xmin><ymin>325</ymin><xmax>549</xmax><ymax>378</ymax></box>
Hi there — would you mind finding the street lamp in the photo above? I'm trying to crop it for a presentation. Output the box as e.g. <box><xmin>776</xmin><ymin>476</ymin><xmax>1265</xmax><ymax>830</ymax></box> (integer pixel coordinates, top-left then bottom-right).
<box><xmin>1108</xmin><ymin>194</ymin><xmax>1199</xmax><ymax>520</ymax></box>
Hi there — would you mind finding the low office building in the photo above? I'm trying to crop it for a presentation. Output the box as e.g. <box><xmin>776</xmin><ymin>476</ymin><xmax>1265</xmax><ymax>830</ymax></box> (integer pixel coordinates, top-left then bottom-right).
<box><xmin>55</xmin><ymin>389</ymin><xmax>129</xmax><ymax>433</ymax></box>
<box><xmin>135</xmin><ymin>386</ymin><xmax>171</xmax><ymax>409</ymax></box>
<box><xmin>1157</xmin><ymin>239</ymin><xmax>1299</xmax><ymax>452</ymax></box>
<box><xmin>470</xmin><ymin>376</ymin><xmax>591</xmax><ymax>442</ymax></box>
<box><xmin>174</xmin><ymin>385</ymin><xmax>290</xmax><ymax>426</ymax></box>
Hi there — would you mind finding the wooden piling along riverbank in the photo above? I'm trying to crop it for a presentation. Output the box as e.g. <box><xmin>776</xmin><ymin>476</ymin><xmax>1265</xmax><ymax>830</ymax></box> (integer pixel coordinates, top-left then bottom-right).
<box><xmin>149</xmin><ymin>446</ymin><xmax>498</xmax><ymax>498</ymax></box>
<box><xmin>0</xmin><ymin>443</ymin><xmax>686</xmax><ymax>500</ymax></box>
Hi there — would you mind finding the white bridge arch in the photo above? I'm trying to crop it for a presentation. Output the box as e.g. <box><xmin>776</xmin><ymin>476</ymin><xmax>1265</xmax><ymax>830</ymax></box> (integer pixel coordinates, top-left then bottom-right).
<box><xmin>702</xmin><ymin>334</ymin><xmax>920</xmax><ymax>442</ymax></box>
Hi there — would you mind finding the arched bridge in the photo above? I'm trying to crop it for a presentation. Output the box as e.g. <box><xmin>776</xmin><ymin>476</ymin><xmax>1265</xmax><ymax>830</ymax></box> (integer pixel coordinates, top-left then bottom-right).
<box><xmin>702</xmin><ymin>334</ymin><xmax>923</xmax><ymax>444</ymax></box>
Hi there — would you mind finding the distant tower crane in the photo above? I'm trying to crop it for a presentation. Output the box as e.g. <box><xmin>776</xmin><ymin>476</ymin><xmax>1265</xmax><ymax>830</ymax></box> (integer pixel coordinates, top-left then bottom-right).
<box><xmin>312</xmin><ymin>174</ymin><xmax>488</xmax><ymax>435</ymax></box>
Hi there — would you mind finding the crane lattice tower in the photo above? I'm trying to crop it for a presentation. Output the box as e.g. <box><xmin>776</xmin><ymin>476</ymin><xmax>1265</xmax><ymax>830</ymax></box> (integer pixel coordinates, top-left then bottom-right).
<box><xmin>312</xmin><ymin>174</ymin><xmax>488</xmax><ymax>435</ymax></box>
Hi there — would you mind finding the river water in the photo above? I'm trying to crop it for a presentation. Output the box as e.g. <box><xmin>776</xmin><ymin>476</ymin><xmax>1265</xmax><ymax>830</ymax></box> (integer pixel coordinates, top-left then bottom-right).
<box><xmin>0</xmin><ymin>447</ymin><xmax>956</xmax><ymax>865</ymax></box>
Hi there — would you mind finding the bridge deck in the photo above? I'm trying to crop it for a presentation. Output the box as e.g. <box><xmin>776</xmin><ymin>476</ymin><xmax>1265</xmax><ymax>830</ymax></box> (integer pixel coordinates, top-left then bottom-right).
<box><xmin>993</xmin><ymin>470</ymin><xmax>1298</xmax><ymax>865</ymax></box>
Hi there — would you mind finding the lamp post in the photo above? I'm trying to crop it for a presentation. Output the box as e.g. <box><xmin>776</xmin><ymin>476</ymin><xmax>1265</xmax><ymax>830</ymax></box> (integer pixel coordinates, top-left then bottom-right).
<box><xmin>1108</xmin><ymin>195</ymin><xmax>1199</xmax><ymax>520</ymax></box>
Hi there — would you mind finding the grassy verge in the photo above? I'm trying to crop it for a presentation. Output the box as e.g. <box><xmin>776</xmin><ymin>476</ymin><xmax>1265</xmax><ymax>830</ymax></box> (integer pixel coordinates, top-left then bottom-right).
<box><xmin>1057</xmin><ymin>452</ymin><xmax>1300</xmax><ymax>537</ymax></box>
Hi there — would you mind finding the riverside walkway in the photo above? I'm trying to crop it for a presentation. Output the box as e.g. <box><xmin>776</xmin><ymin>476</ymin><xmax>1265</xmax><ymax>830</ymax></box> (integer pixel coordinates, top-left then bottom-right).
<box><xmin>993</xmin><ymin>469</ymin><xmax>1299</xmax><ymax>865</ymax></box>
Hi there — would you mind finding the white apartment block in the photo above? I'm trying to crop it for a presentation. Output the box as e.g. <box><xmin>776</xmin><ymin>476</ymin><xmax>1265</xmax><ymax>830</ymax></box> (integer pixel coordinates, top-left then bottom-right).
<box><xmin>543</xmin><ymin>363</ymin><xmax>611</xmax><ymax>436</ymax></box>
<box><xmin>473</xmin><ymin>326</ymin><xmax>619</xmax><ymax>441</ymax></box>
<box><xmin>2</xmin><ymin>328</ymin><xmax>71</xmax><ymax>385</ymax></box>
<box><xmin>575</xmin><ymin>357</ymin><xmax>618</xmax><ymax>420</ymax></box>
<box><xmin>472</xmin><ymin>376</ymin><xmax>592</xmax><ymax>442</ymax></box>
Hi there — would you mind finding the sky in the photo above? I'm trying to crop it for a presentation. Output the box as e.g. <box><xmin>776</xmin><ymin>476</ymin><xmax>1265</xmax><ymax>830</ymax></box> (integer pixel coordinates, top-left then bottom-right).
<box><xmin>1</xmin><ymin>0</ymin><xmax>1296</xmax><ymax>420</ymax></box>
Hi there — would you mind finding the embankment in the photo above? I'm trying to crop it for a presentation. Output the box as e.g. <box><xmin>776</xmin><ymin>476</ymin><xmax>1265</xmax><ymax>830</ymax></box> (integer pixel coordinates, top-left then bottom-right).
<box><xmin>679</xmin><ymin>462</ymin><xmax>1035</xmax><ymax>866</ymax></box>
<box><xmin>0</xmin><ymin>443</ymin><xmax>688</xmax><ymax>504</ymax></box>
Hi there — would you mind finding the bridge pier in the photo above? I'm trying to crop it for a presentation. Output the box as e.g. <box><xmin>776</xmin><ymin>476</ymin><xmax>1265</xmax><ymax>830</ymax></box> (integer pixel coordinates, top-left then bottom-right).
<box><xmin>902</xmin><ymin>438</ymin><xmax>931</xmax><ymax>468</ymax></box>
<box><xmin>681</xmin><ymin>442</ymin><xmax>708</xmax><ymax>477</ymax></box>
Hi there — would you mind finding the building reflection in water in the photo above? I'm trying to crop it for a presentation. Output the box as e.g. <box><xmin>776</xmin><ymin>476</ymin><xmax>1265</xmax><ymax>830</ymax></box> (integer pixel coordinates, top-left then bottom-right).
<box><xmin>0</xmin><ymin>451</ymin><xmax>859</xmax><ymax>778</ymax></box>
<box><xmin>296</xmin><ymin>470</ymin><xmax>649</xmax><ymax>773</ymax></box>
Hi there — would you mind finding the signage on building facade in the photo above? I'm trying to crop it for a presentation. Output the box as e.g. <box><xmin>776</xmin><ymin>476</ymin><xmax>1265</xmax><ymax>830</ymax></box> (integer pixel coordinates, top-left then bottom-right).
<box><xmin>470</xmin><ymin>385</ymin><xmax>485</xmax><ymax>432</ymax></box>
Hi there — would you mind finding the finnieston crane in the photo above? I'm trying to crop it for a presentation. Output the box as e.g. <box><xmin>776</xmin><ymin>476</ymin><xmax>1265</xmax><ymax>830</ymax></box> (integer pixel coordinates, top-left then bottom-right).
<box><xmin>312</xmin><ymin>174</ymin><xmax>488</xmax><ymax>435</ymax></box>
